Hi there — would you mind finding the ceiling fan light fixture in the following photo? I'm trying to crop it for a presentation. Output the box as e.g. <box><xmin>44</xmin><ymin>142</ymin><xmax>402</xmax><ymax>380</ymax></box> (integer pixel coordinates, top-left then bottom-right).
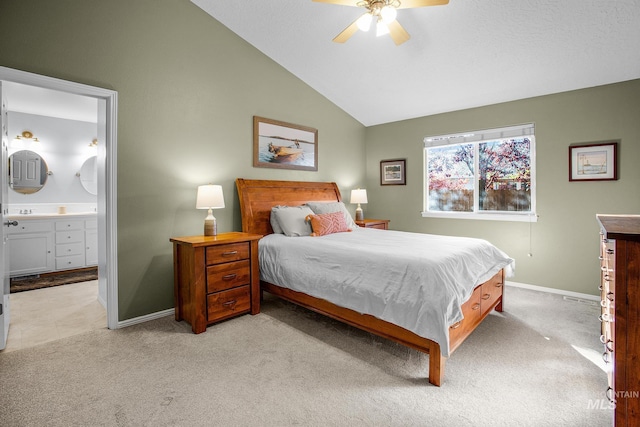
<box><xmin>356</xmin><ymin>12</ymin><xmax>373</xmax><ymax>31</ymax></box>
<box><xmin>380</xmin><ymin>5</ymin><xmax>397</xmax><ymax>24</ymax></box>
<box><xmin>376</xmin><ymin>19</ymin><xmax>390</xmax><ymax>37</ymax></box>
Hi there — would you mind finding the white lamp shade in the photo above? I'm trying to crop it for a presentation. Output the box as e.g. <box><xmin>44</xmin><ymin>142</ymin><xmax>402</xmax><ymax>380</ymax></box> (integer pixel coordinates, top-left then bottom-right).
<box><xmin>350</xmin><ymin>189</ymin><xmax>368</xmax><ymax>204</ymax></box>
<box><xmin>196</xmin><ymin>184</ymin><xmax>225</xmax><ymax>209</ymax></box>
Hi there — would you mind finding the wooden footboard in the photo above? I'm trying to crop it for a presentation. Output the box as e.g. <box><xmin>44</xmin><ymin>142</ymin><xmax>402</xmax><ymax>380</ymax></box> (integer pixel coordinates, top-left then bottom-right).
<box><xmin>262</xmin><ymin>269</ymin><xmax>504</xmax><ymax>387</ymax></box>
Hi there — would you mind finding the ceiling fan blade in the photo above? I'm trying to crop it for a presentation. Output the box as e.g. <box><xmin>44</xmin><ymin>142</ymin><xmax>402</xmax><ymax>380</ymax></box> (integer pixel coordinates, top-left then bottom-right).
<box><xmin>397</xmin><ymin>0</ymin><xmax>449</xmax><ymax>9</ymax></box>
<box><xmin>312</xmin><ymin>0</ymin><xmax>360</xmax><ymax>7</ymax></box>
<box><xmin>387</xmin><ymin>20</ymin><xmax>410</xmax><ymax>45</ymax></box>
<box><xmin>333</xmin><ymin>19</ymin><xmax>360</xmax><ymax>43</ymax></box>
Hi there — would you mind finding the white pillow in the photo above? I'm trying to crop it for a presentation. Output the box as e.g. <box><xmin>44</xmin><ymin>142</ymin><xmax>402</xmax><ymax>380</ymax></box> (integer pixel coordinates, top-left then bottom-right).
<box><xmin>271</xmin><ymin>205</ymin><xmax>314</xmax><ymax>237</ymax></box>
<box><xmin>305</xmin><ymin>201</ymin><xmax>358</xmax><ymax>230</ymax></box>
<box><xmin>270</xmin><ymin>206</ymin><xmax>286</xmax><ymax>234</ymax></box>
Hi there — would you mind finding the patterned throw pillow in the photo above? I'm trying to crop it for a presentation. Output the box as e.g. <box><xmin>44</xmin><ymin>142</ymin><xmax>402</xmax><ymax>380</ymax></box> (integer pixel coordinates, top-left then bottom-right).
<box><xmin>305</xmin><ymin>211</ymin><xmax>352</xmax><ymax>237</ymax></box>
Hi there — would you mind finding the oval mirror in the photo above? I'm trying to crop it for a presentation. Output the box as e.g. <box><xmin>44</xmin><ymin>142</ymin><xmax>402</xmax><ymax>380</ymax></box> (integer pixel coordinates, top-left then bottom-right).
<box><xmin>79</xmin><ymin>156</ymin><xmax>97</xmax><ymax>195</ymax></box>
<box><xmin>9</xmin><ymin>150</ymin><xmax>49</xmax><ymax>194</ymax></box>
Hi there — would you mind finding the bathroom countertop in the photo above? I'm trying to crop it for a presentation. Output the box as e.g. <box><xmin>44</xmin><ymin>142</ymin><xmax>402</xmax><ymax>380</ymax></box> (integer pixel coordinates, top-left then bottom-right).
<box><xmin>7</xmin><ymin>212</ymin><xmax>97</xmax><ymax>220</ymax></box>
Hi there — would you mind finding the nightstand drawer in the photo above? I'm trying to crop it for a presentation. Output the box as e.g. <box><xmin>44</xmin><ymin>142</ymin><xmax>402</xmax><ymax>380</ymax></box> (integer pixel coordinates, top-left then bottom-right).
<box><xmin>207</xmin><ymin>285</ymin><xmax>251</xmax><ymax>322</ymax></box>
<box><xmin>207</xmin><ymin>260</ymin><xmax>250</xmax><ymax>293</ymax></box>
<box><xmin>206</xmin><ymin>242</ymin><xmax>249</xmax><ymax>265</ymax></box>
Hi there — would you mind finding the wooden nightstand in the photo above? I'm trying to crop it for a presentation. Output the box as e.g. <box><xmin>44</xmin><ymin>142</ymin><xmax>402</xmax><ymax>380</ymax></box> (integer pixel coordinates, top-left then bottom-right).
<box><xmin>170</xmin><ymin>232</ymin><xmax>262</xmax><ymax>334</ymax></box>
<box><xmin>355</xmin><ymin>219</ymin><xmax>390</xmax><ymax>230</ymax></box>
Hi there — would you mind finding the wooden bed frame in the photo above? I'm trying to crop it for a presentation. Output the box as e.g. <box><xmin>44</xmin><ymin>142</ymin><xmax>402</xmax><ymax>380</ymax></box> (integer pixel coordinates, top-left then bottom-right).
<box><xmin>236</xmin><ymin>178</ymin><xmax>504</xmax><ymax>386</ymax></box>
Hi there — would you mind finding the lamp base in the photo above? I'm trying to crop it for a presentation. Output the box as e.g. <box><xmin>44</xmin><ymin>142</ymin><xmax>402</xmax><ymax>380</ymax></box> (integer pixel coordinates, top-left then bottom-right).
<box><xmin>204</xmin><ymin>217</ymin><xmax>217</xmax><ymax>236</ymax></box>
<box><xmin>355</xmin><ymin>207</ymin><xmax>364</xmax><ymax>221</ymax></box>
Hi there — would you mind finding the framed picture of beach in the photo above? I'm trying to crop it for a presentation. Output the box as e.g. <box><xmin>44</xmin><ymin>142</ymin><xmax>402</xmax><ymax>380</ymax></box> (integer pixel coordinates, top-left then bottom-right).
<box><xmin>569</xmin><ymin>142</ymin><xmax>618</xmax><ymax>182</ymax></box>
<box><xmin>380</xmin><ymin>159</ymin><xmax>406</xmax><ymax>185</ymax></box>
<box><xmin>253</xmin><ymin>116</ymin><xmax>318</xmax><ymax>171</ymax></box>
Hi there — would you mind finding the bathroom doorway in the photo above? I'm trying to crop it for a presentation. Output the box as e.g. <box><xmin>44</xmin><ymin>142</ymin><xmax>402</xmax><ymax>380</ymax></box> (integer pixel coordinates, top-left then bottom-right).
<box><xmin>0</xmin><ymin>67</ymin><xmax>118</xmax><ymax>350</ymax></box>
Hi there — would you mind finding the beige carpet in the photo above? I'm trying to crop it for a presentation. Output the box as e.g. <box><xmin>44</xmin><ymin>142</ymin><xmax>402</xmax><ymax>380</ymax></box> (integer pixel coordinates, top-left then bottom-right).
<box><xmin>0</xmin><ymin>286</ymin><xmax>611</xmax><ymax>426</ymax></box>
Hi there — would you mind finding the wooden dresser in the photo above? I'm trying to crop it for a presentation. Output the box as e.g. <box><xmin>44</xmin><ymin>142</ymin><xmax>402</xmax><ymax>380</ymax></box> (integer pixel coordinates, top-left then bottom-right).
<box><xmin>355</xmin><ymin>219</ymin><xmax>390</xmax><ymax>230</ymax></box>
<box><xmin>170</xmin><ymin>232</ymin><xmax>262</xmax><ymax>334</ymax></box>
<box><xmin>597</xmin><ymin>215</ymin><xmax>640</xmax><ymax>426</ymax></box>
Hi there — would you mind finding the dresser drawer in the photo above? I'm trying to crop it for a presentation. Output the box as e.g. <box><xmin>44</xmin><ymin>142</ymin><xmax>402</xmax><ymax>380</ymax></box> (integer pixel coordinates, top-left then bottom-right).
<box><xmin>56</xmin><ymin>230</ymin><xmax>84</xmax><ymax>244</ymax></box>
<box><xmin>206</xmin><ymin>242</ymin><xmax>249</xmax><ymax>265</ymax></box>
<box><xmin>480</xmin><ymin>274</ymin><xmax>503</xmax><ymax>316</ymax></box>
<box><xmin>207</xmin><ymin>285</ymin><xmax>251</xmax><ymax>323</ymax></box>
<box><xmin>207</xmin><ymin>260</ymin><xmax>250</xmax><ymax>293</ymax></box>
<box><xmin>55</xmin><ymin>254</ymin><xmax>85</xmax><ymax>270</ymax></box>
<box><xmin>449</xmin><ymin>285</ymin><xmax>482</xmax><ymax>352</ymax></box>
<box><xmin>55</xmin><ymin>242</ymin><xmax>84</xmax><ymax>257</ymax></box>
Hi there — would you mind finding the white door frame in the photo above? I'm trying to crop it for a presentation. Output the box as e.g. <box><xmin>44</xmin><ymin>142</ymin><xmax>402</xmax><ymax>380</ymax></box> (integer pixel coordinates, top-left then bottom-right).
<box><xmin>0</xmin><ymin>67</ymin><xmax>119</xmax><ymax>330</ymax></box>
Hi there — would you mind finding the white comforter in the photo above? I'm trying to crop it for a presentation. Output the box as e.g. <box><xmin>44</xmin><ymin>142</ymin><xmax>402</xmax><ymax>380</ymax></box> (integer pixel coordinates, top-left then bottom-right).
<box><xmin>259</xmin><ymin>228</ymin><xmax>514</xmax><ymax>357</ymax></box>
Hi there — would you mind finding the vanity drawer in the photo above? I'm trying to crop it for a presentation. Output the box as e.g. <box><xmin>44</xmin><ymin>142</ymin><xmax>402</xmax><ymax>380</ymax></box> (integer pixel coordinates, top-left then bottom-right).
<box><xmin>55</xmin><ymin>254</ymin><xmax>85</xmax><ymax>270</ymax></box>
<box><xmin>9</xmin><ymin>220</ymin><xmax>53</xmax><ymax>234</ymax></box>
<box><xmin>55</xmin><ymin>220</ymin><xmax>84</xmax><ymax>231</ymax></box>
<box><xmin>55</xmin><ymin>242</ymin><xmax>84</xmax><ymax>257</ymax></box>
<box><xmin>55</xmin><ymin>230</ymin><xmax>84</xmax><ymax>244</ymax></box>
<box><xmin>206</xmin><ymin>242</ymin><xmax>249</xmax><ymax>265</ymax></box>
<box><xmin>207</xmin><ymin>285</ymin><xmax>251</xmax><ymax>323</ymax></box>
<box><xmin>206</xmin><ymin>260</ymin><xmax>250</xmax><ymax>293</ymax></box>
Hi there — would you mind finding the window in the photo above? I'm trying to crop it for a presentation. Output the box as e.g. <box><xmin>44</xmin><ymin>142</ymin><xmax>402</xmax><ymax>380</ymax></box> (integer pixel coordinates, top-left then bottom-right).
<box><xmin>423</xmin><ymin>124</ymin><xmax>536</xmax><ymax>222</ymax></box>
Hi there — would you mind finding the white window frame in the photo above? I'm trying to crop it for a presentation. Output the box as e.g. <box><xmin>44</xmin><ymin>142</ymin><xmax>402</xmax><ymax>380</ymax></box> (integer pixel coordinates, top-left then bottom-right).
<box><xmin>422</xmin><ymin>123</ymin><xmax>537</xmax><ymax>223</ymax></box>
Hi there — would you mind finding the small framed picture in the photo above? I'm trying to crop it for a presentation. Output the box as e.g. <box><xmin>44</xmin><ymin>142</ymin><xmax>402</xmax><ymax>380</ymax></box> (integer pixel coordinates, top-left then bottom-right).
<box><xmin>569</xmin><ymin>142</ymin><xmax>618</xmax><ymax>182</ymax></box>
<box><xmin>253</xmin><ymin>116</ymin><xmax>318</xmax><ymax>171</ymax></box>
<box><xmin>380</xmin><ymin>159</ymin><xmax>406</xmax><ymax>185</ymax></box>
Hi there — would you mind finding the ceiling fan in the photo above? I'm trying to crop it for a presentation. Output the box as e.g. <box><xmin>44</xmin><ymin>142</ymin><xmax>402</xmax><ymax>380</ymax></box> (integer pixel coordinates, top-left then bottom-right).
<box><xmin>313</xmin><ymin>0</ymin><xmax>449</xmax><ymax>45</ymax></box>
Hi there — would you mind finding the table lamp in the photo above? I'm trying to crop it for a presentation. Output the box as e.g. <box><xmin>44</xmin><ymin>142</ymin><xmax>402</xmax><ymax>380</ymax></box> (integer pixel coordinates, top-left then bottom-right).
<box><xmin>350</xmin><ymin>188</ymin><xmax>368</xmax><ymax>221</ymax></box>
<box><xmin>196</xmin><ymin>184</ymin><xmax>225</xmax><ymax>236</ymax></box>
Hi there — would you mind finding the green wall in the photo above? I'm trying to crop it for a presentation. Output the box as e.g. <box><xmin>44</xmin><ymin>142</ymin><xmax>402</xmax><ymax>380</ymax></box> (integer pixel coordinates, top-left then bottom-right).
<box><xmin>0</xmin><ymin>0</ymin><xmax>366</xmax><ymax>320</ymax></box>
<box><xmin>1</xmin><ymin>1</ymin><xmax>637</xmax><ymax>322</ymax></box>
<box><xmin>364</xmin><ymin>80</ymin><xmax>640</xmax><ymax>296</ymax></box>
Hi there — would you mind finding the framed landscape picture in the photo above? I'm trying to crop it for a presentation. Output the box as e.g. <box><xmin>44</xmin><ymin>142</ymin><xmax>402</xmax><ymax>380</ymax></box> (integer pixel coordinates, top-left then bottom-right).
<box><xmin>569</xmin><ymin>142</ymin><xmax>618</xmax><ymax>182</ymax></box>
<box><xmin>253</xmin><ymin>116</ymin><xmax>318</xmax><ymax>171</ymax></box>
<box><xmin>380</xmin><ymin>159</ymin><xmax>406</xmax><ymax>185</ymax></box>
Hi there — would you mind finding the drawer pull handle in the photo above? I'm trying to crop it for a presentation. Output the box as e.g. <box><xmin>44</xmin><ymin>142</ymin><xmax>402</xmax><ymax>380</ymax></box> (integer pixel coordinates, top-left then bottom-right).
<box><xmin>222</xmin><ymin>300</ymin><xmax>237</xmax><ymax>309</ymax></box>
<box><xmin>598</xmin><ymin>284</ymin><xmax>603</xmax><ymax>291</ymax></box>
<box><xmin>222</xmin><ymin>274</ymin><xmax>237</xmax><ymax>281</ymax></box>
<box><xmin>606</xmin><ymin>249</ymin><xmax>614</xmax><ymax>255</ymax></box>
<box><xmin>599</xmin><ymin>313</ymin><xmax>611</xmax><ymax>323</ymax></box>
<box><xmin>472</xmin><ymin>303</ymin><xmax>480</xmax><ymax>311</ymax></box>
<box><xmin>604</xmin><ymin>339</ymin><xmax>614</xmax><ymax>353</ymax></box>
<box><xmin>450</xmin><ymin>321</ymin><xmax>461</xmax><ymax>329</ymax></box>
<box><xmin>222</xmin><ymin>251</ymin><xmax>238</xmax><ymax>256</ymax></box>
<box><xmin>494</xmin><ymin>283</ymin><xmax>503</xmax><ymax>288</ymax></box>
<box><xmin>606</xmin><ymin>387</ymin><xmax>616</xmax><ymax>404</ymax></box>
<box><xmin>600</xmin><ymin>334</ymin><xmax>606</xmax><ymax>344</ymax></box>
<box><xmin>606</xmin><ymin>291</ymin><xmax>614</xmax><ymax>301</ymax></box>
<box><xmin>602</xmin><ymin>351</ymin><xmax>610</xmax><ymax>364</ymax></box>
<box><xmin>481</xmin><ymin>293</ymin><xmax>491</xmax><ymax>300</ymax></box>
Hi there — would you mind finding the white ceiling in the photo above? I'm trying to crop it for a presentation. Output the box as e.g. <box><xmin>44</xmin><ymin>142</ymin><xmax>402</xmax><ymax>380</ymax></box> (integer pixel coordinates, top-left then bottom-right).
<box><xmin>192</xmin><ymin>0</ymin><xmax>640</xmax><ymax>127</ymax></box>
<box><xmin>3</xmin><ymin>81</ymin><xmax>98</xmax><ymax>124</ymax></box>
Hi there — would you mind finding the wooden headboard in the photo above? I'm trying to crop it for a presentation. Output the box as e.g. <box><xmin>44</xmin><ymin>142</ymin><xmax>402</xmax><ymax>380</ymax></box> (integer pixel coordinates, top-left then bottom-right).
<box><xmin>236</xmin><ymin>179</ymin><xmax>342</xmax><ymax>236</ymax></box>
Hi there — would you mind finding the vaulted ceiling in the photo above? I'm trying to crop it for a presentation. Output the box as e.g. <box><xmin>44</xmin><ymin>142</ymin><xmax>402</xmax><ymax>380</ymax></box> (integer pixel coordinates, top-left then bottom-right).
<box><xmin>192</xmin><ymin>0</ymin><xmax>640</xmax><ymax>126</ymax></box>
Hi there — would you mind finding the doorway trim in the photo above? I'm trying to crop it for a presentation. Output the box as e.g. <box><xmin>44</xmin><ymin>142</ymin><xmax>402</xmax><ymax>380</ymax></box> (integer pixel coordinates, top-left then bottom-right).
<box><xmin>0</xmin><ymin>66</ymin><xmax>119</xmax><ymax>330</ymax></box>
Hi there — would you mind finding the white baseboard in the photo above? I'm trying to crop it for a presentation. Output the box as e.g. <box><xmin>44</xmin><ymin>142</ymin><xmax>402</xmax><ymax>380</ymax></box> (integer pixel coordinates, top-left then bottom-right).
<box><xmin>112</xmin><ymin>283</ymin><xmax>598</xmax><ymax>329</ymax></box>
<box><xmin>505</xmin><ymin>281</ymin><xmax>599</xmax><ymax>302</ymax></box>
<box><xmin>115</xmin><ymin>308</ymin><xmax>174</xmax><ymax>329</ymax></box>
<box><xmin>97</xmin><ymin>294</ymin><xmax>107</xmax><ymax>310</ymax></box>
